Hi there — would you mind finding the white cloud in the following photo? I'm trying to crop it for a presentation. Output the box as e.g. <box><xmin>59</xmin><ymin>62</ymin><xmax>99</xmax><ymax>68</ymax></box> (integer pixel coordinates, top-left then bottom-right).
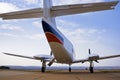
<box><xmin>57</xmin><ymin>19</ymin><xmax>106</xmax><ymax>43</ymax></box>
<box><xmin>57</xmin><ymin>19</ymin><xmax>79</xmax><ymax>28</ymax></box>
<box><xmin>0</xmin><ymin>2</ymin><xmax>19</xmax><ymax>13</ymax></box>
<box><xmin>0</xmin><ymin>24</ymin><xmax>24</xmax><ymax>31</ymax></box>
<box><xmin>32</xmin><ymin>21</ymin><xmax>42</xmax><ymax>28</ymax></box>
<box><xmin>0</xmin><ymin>32</ymin><xmax>18</xmax><ymax>38</ymax></box>
<box><xmin>24</xmin><ymin>33</ymin><xmax>45</xmax><ymax>40</ymax></box>
<box><xmin>59</xmin><ymin>27</ymin><xmax>105</xmax><ymax>43</ymax></box>
<box><xmin>24</xmin><ymin>0</ymin><xmax>40</xmax><ymax>5</ymax></box>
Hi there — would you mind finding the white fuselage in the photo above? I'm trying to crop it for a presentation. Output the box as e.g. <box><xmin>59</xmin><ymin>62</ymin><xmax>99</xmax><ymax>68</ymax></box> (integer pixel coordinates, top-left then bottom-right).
<box><xmin>42</xmin><ymin>19</ymin><xmax>75</xmax><ymax>64</ymax></box>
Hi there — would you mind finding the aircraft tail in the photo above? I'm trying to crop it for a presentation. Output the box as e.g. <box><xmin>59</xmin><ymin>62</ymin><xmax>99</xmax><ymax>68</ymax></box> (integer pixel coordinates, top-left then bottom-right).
<box><xmin>0</xmin><ymin>1</ymin><xmax>118</xmax><ymax>20</ymax></box>
<box><xmin>43</xmin><ymin>0</ymin><xmax>56</xmax><ymax>27</ymax></box>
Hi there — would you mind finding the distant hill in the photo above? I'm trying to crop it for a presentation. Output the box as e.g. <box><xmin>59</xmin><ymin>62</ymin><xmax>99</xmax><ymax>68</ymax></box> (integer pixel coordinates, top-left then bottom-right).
<box><xmin>1</xmin><ymin>65</ymin><xmax>120</xmax><ymax>70</ymax></box>
<box><xmin>0</xmin><ymin>66</ymin><xmax>10</xmax><ymax>69</ymax></box>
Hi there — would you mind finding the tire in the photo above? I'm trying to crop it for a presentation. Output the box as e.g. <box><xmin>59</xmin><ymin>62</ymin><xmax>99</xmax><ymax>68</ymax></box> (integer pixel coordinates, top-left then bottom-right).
<box><xmin>89</xmin><ymin>67</ymin><xmax>94</xmax><ymax>73</ymax></box>
<box><xmin>41</xmin><ymin>67</ymin><xmax>46</xmax><ymax>72</ymax></box>
<box><xmin>69</xmin><ymin>67</ymin><xmax>71</xmax><ymax>72</ymax></box>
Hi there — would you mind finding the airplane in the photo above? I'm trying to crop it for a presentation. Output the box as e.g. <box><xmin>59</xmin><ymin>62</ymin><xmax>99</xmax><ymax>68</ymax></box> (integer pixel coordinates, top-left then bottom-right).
<box><xmin>0</xmin><ymin>0</ymin><xmax>120</xmax><ymax>73</ymax></box>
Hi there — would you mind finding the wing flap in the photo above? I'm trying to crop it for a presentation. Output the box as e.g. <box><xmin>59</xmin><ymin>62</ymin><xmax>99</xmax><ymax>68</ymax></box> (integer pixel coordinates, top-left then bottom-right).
<box><xmin>0</xmin><ymin>8</ymin><xmax>43</xmax><ymax>19</ymax></box>
<box><xmin>51</xmin><ymin>1</ymin><xmax>119</xmax><ymax>17</ymax></box>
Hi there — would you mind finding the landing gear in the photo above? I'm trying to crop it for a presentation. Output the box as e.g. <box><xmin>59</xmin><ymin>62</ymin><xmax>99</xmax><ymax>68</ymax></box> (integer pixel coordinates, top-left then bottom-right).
<box><xmin>89</xmin><ymin>61</ymin><xmax>94</xmax><ymax>73</ymax></box>
<box><xmin>41</xmin><ymin>60</ymin><xmax>46</xmax><ymax>72</ymax></box>
<box><xmin>89</xmin><ymin>66</ymin><xmax>93</xmax><ymax>73</ymax></box>
<box><xmin>69</xmin><ymin>65</ymin><xmax>71</xmax><ymax>72</ymax></box>
<box><xmin>41</xmin><ymin>66</ymin><xmax>46</xmax><ymax>72</ymax></box>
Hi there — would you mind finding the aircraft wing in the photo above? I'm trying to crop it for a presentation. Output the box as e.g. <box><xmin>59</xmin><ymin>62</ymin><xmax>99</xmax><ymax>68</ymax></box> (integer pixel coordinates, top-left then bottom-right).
<box><xmin>51</xmin><ymin>1</ymin><xmax>119</xmax><ymax>17</ymax></box>
<box><xmin>0</xmin><ymin>8</ymin><xmax>43</xmax><ymax>20</ymax></box>
<box><xmin>98</xmin><ymin>54</ymin><xmax>120</xmax><ymax>60</ymax></box>
<box><xmin>2</xmin><ymin>52</ymin><xmax>53</xmax><ymax>61</ymax></box>
<box><xmin>0</xmin><ymin>1</ymin><xmax>119</xmax><ymax>20</ymax></box>
<box><xmin>73</xmin><ymin>54</ymin><xmax>120</xmax><ymax>63</ymax></box>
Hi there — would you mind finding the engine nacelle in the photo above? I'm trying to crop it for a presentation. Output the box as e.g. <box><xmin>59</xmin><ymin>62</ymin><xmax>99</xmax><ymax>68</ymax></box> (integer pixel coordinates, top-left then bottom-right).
<box><xmin>88</xmin><ymin>54</ymin><xmax>99</xmax><ymax>61</ymax></box>
<box><xmin>34</xmin><ymin>55</ymin><xmax>53</xmax><ymax>60</ymax></box>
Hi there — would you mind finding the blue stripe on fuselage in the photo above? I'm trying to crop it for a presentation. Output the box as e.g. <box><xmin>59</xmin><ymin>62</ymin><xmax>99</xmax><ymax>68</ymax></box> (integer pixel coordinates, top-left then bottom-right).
<box><xmin>42</xmin><ymin>20</ymin><xmax>64</xmax><ymax>43</ymax></box>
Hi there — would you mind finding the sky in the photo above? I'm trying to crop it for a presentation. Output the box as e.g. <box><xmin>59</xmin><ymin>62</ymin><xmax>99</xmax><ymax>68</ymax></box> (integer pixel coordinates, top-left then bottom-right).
<box><xmin>0</xmin><ymin>0</ymin><xmax>120</xmax><ymax>67</ymax></box>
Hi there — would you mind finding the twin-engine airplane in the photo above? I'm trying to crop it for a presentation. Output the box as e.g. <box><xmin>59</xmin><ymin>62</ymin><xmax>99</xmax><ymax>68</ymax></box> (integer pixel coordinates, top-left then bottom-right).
<box><xmin>0</xmin><ymin>0</ymin><xmax>120</xmax><ymax>73</ymax></box>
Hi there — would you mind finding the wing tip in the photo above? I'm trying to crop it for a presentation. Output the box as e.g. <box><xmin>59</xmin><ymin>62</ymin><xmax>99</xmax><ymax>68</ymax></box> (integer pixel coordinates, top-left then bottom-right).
<box><xmin>115</xmin><ymin>0</ymin><xmax>119</xmax><ymax>4</ymax></box>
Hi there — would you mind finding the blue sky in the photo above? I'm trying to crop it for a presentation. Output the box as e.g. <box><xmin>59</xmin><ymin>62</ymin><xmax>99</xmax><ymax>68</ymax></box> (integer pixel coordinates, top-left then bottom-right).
<box><xmin>0</xmin><ymin>0</ymin><xmax>120</xmax><ymax>67</ymax></box>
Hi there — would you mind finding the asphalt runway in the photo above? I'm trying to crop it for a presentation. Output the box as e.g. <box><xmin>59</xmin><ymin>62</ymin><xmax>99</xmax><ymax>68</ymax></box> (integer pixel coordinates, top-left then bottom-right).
<box><xmin>0</xmin><ymin>70</ymin><xmax>120</xmax><ymax>80</ymax></box>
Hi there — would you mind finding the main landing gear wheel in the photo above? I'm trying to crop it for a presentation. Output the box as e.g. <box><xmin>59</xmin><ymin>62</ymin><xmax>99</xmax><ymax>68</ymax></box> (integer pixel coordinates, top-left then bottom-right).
<box><xmin>69</xmin><ymin>65</ymin><xmax>71</xmax><ymax>72</ymax></box>
<box><xmin>41</xmin><ymin>67</ymin><xmax>46</xmax><ymax>72</ymax></box>
<box><xmin>89</xmin><ymin>66</ymin><xmax>93</xmax><ymax>73</ymax></box>
<box><xmin>41</xmin><ymin>60</ymin><xmax>46</xmax><ymax>72</ymax></box>
<box><xmin>89</xmin><ymin>61</ymin><xmax>94</xmax><ymax>73</ymax></box>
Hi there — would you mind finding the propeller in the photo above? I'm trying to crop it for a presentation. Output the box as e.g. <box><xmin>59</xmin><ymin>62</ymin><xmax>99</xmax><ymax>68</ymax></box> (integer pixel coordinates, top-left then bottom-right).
<box><xmin>48</xmin><ymin>51</ymin><xmax>55</xmax><ymax>66</ymax></box>
<box><xmin>48</xmin><ymin>58</ymin><xmax>55</xmax><ymax>66</ymax></box>
<box><xmin>88</xmin><ymin>49</ymin><xmax>95</xmax><ymax>73</ymax></box>
<box><xmin>95</xmin><ymin>60</ymin><xmax>99</xmax><ymax>63</ymax></box>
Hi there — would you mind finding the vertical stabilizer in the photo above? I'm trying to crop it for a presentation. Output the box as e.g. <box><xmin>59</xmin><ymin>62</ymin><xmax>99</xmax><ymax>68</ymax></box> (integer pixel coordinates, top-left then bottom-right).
<box><xmin>43</xmin><ymin>0</ymin><xmax>56</xmax><ymax>27</ymax></box>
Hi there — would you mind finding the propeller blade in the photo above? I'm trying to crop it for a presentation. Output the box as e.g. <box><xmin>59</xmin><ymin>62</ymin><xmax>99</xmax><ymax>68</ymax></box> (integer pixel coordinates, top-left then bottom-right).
<box><xmin>48</xmin><ymin>58</ymin><xmax>55</xmax><ymax>66</ymax></box>
<box><xmin>89</xmin><ymin>49</ymin><xmax>91</xmax><ymax>54</ymax></box>
<box><xmin>50</xmin><ymin>51</ymin><xmax>52</xmax><ymax>56</ymax></box>
<box><xmin>95</xmin><ymin>60</ymin><xmax>99</xmax><ymax>63</ymax></box>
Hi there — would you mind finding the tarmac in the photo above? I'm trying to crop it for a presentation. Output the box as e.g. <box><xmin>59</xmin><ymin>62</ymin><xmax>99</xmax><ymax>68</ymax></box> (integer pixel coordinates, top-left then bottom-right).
<box><xmin>0</xmin><ymin>69</ymin><xmax>120</xmax><ymax>80</ymax></box>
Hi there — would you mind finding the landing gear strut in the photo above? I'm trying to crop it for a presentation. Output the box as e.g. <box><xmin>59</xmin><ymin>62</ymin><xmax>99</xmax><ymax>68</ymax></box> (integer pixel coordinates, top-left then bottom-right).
<box><xmin>69</xmin><ymin>65</ymin><xmax>71</xmax><ymax>72</ymax></box>
<box><xmin>89</xmin><ymin>61</ymin><xmax>94</xmax><ymax>73</ymax></box>
<box><xmin>41</xmin><ymin>60</ymin><xmax>46</xmax><ymax>72</ymax></box>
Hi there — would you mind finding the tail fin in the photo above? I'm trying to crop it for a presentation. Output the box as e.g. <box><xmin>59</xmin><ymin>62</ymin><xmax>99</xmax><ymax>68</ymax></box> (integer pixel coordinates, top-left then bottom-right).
<box><xmin>43</xmin><ymin>0</ymin><xmax>56</xmax><ymax>27</ymax></box>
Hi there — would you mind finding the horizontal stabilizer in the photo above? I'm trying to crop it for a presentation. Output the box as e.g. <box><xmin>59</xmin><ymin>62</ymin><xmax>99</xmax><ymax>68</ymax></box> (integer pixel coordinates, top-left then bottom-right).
<box><xmin>0</xmin><ymin>8</ymin><xmax>43</xmax><ymax>19</ymax></box>
<box><xmin>51</xmin><ymin>1</ymin><xmax>119</xmax><ymax>17</ymax></box>
<box><xmin>0</xmin><ymin>1</ymin><xmax>119</xmax><ymax>20</ymax></box>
